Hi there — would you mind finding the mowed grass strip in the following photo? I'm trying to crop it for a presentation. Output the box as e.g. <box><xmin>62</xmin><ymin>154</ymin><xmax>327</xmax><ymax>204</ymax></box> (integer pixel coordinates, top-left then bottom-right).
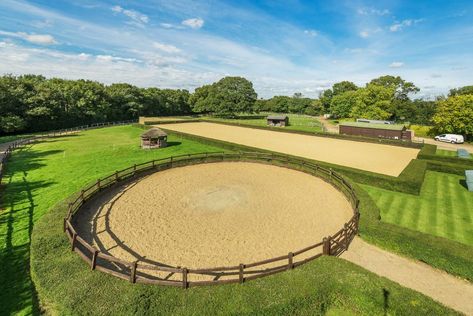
<box><xmin>32</xmin><ymin>196</ymin><xmax>458</xmax><ymax>316</ymax></box>
<box><xmin>363</xmin><ymin>171</ymin><xmax>473</xmax><ymax>246</ymax></box>
<box><xmin>0</xmin><ymin>125</ymin><xmax>222</xmax><ymax>315</ymax></box>
<box><xmin>204</xmin><ymin>113</ymin><xmax>324</xmax><ymax>133</ymax></box>
<box><xmin>436</xmin><ymin>148</ymin><xmax>473</xmax><ymax>159</ymax></box>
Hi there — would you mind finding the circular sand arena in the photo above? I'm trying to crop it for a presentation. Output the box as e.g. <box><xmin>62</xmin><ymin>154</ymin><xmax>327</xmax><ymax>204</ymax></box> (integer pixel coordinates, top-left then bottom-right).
<box><xmin>75</xmin><ymin>162</ymin><xmax>352</xmax><ymax>269</ymax></box>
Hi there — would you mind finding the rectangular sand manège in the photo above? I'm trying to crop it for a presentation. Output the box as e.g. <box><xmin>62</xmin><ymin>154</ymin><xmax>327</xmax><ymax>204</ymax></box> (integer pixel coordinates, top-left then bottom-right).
<box><xmin>160</xmin><ymin>122</ymin><xmax>420</xmax><ymax>176</ymax></box>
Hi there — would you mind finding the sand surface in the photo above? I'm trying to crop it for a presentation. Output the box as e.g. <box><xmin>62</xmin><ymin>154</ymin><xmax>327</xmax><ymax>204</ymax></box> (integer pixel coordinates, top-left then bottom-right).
<box><xmin>160</xmin><ymin>122</ymin><xmax>419</xmax><ymax>176</ymax></box>
<box><xmin>76</xmin><ymin>162</ymin><xmax>352</xmax><ymax>270</ymax></box>
<box><xmin>342</xmin><ymin>238</ymin><xmax>473</xmax><ymax>315</ymax></box>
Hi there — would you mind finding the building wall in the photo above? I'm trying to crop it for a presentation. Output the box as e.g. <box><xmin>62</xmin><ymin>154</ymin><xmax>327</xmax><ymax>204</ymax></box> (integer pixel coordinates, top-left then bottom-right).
<box><xmin>340</xmin><ymin>126</ymin><xmax>409</xmax><ymax>140</ymax></box>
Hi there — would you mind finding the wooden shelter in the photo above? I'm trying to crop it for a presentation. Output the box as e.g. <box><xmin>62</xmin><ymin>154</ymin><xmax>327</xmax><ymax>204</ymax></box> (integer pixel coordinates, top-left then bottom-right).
<box><xmin>141</xmin><ymin>128</ymin><xmax>167</xmax><ymax>149</ymax></box>
<box><xmin>267</xmin><ymin>115</ymin><xmax>289</xmax><ymax>127</ymax></box>
<box><xmin>339</xmin><ymin>122</ymin><xmax>412</xmax><ymax>140</ymax></box>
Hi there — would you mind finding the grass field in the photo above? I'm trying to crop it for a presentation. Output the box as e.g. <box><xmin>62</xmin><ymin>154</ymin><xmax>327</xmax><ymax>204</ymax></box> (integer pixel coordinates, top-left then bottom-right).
<box><xmin>32</xmin><ymin>193</ymin><xmax>457</xmax><ymax>315</ymax></box>
<box><xmin>2</xmin><ymin>124</ymin><xmax>471</xmax><ymax>315</ymax></box>
<box><xmin>363</xmin><ymin>171</ymin><xmax>473</xmax><ymax>246</ymax></box>
<box><xmin>204</xmin><ymin>113</ymin><xmax>325</xmax><ymax>133</ymax></box>
<box><xmin>0</xmin><ymin>125</ymin><xmax>222</xmax><ymax>315</ymax></box>
<box><xmin>437</xmin><ymin>149</ymin><xmax>473</xmax><ymax>159</ymax></box>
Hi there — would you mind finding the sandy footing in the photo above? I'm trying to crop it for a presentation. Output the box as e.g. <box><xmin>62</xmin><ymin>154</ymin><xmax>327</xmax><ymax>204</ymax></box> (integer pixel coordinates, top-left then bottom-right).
<box><xmin>159</xmin><ymin>122</ymin><xmax>419</xmax><ymax>176</ymax></box>
<box><xmin>75</xmin><ymin>162</ymin><xmax>352</xmax><ymax>271</ymax></box>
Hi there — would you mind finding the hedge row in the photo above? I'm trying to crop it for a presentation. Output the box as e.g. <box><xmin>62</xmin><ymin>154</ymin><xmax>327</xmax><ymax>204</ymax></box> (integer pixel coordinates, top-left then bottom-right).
<box><xmin>418</xmin><ymin>145</ymin><xmax>473</xmax><ymax>167</ymax></box>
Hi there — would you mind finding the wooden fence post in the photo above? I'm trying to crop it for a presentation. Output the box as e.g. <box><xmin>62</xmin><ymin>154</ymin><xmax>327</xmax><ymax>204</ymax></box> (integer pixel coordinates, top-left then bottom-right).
<box><xmin>170</xmin><ymin>156</ymin><xmax>173</xmax><ymax>168</ymax></box>
<box><xmin>182</xmin><ymin>268</ymin><xmax>188</xmax><ymax>289</ymax></box>
<box><xmin>343</xmin><ymin>224</ymin><xmax>348</xmax><ymax>250</ymax></box>
<box><xmin>288</xmin><ymin>252</ymin><xmax>294</xmax><ymax>270</ymax></box>
<box><xmin>71</xmin><ymin>233</ymin><xmax>77</xmax><ymax>251</ymax></box>
<box><xmin>329</xmin><ymin>168</ymin><xmax>333</xmax><ymax>180</ymax></box>
<box><xmin>80</xmin><ymin>190</ymin><xmax>84</xmax><ymax>201</ymax></box>
<box><xmin>130</xmin><ymin>261</ymin><xmax>137</xmax><ymax>283</ymax></box>
<box><xmin>323</xmin><ymin>237</ymin><xmax>331</xmax><ymax>256</ymax></box>
<box><xmin>97</xmin><ymin>179</ymin><xmax>101</xmax><ymax>190</ymax></box>
<box><xmin>239</xmin><ymin>264</ymin><xmax>245</xmax><ymax>283</ymax></box>
<box><xmin>91</xmin><ymin>250</ymin><xmax>98</xmax><ymax>270</ymax></box>
<box><xmin>63</xmin><ymin>218</ymin><xmax>67</xmax><ymax>232</ymax></box>
<box><xmin>115</xmin><ymin>171</ymin><xmax>119</xmax><ymax>181</ymax></box>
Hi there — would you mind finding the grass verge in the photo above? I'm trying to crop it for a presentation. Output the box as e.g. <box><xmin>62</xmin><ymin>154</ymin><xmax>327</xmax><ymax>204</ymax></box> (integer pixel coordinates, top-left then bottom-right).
<box><xmin>0</xmin><ymin>125</ymin><xmax>222</xmax><ymax>315</ymax></box>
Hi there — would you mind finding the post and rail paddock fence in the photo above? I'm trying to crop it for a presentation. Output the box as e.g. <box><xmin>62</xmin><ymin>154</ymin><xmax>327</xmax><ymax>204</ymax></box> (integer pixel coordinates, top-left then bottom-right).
<box><xmin>64</xmin><ymin>151</ymin><xmax>360</xmax><ymax>288</ymax></box>
<box><xmin>0</xmin><ymin>120</ymin><xmax>137</xmax><ymax>186</ymax></box>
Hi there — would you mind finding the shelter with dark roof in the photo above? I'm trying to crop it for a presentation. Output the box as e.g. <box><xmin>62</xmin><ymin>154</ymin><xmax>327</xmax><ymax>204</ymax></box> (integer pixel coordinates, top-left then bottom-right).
<box><xmin>267</xmin><ymin>115</ymin><xmax>289</xmax><ymax>127</ymax></box>
<box><xmin>141</xmin><ymin>128</ymin><xmax>168</xmax><ymax>149</ymax></box>
<box><xmin>339</xmin><ymin>122</ymin><xmax>412</xmax><ymax>140</ymax></box>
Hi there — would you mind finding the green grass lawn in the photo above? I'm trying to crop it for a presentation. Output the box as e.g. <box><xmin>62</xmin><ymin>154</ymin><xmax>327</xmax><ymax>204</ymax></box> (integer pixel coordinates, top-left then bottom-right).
<box><xmin>436</xmin><ymin>149</ymin><xmax>473</xmax><ymax>159</ymax></box>
<box><xmin>32</xmin><ymin>193</ymin><xmax>456</xmax><ymax>315</ymax></box>
<box><xmin>1</xmin><ymin>124</ymin><xmax>459</xmax><ymax>315</ymax></box>
<box><xmin>0</xmin><ymin>125</ymin><xmax>222</xmax><ymax>315</ymax></box>
<box><xmin>204</xmin><ymin>113</ymin><xmax>324</xmax><ymax>133</ymax></box>
<box><xmin>363</xmin><ymin>171</ymin><xmax>473</xmax><ymax>246</ymax></box>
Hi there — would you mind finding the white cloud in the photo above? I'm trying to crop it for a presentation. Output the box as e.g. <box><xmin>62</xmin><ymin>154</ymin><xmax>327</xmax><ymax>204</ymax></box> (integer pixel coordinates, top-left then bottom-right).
<box><xmin>111</xmin><ymin>5</ymin><xmax>149</xmax><ymax>25</ymax></box>
<box><xmin>0</xmin><ymin>30</ymin><xmax>57</xmax><ymax>45</ymax></box>
<box><xmin>182</xmin><ymin>18</ymin><xmax>204</xmax><ymax>29</ymax></box>
<box><xmin>357</xmin><ymin>8</ymin><xmax>390</xmax><ymax>16</ymax></box>
<box><xmin>153</xmin><ymin>42</ymin><xmax>181</xmax><ymax>53</ymax></box>
<box><xmin>359</xmin><ymin>31</ymin><xmax>369</xmax><ymax>38</ymax></box>
<box><xmin>389</xmin><ymin>61</ymin><xmax>404</xmax><ymax>68</ymax></box>
<box><xmin>304</xmin><ymin>29</ymin><xmax>318</xmax><ymax>37</ymax></box>
<box><xmin>390</xmin><ymin>19</ymin><xmax>423</xmax><ymax>32</ymax></box>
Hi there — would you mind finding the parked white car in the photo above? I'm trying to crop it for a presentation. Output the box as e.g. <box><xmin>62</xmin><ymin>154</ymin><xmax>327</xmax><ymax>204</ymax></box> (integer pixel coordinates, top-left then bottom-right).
<box><xmin>434</xmin><ymin>134</ymin><xmax>464</xmax><ymax>144</ymax></box>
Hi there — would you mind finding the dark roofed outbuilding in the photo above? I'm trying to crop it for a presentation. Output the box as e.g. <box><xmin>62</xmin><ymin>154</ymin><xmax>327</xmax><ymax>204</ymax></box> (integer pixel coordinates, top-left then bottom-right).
<box><xmin>141</xmin><ymin>128</ymin><xmax>168</xmax><ymax>149</ymax></box>
<box><xmin>267</xmin><ymin>115</ymin><xmax>289</xmax><ymax>127</ymax></box>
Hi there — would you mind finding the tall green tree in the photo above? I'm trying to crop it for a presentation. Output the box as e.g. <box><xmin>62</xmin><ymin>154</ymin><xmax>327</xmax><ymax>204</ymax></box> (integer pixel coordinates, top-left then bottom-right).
<box><xmin>350</xmin><ymin>84</ymin><xmax>394</xmax><ymax>120</ymax></box>
<box><xmin>433</xmin><ymin>95</ymin><xmax>473</xmax><ymax>138</ymax></box>
<box><xmin>330</xmin><ymin>90</ymin><xmax>357</xmax><ymax>118</ymax></box>
<box><xmin>449</xmin><ymin>85</ymin><xmax>473</xmax><ymax>97</ymax></box>
<box><xmin>190</xmin><ymin>76</ymin><xmax>257</xmax><ymax>116</ymax></box>
<box><xmin>321</xmin><ymin>81</ymin><xmax>358</xmax><ymax>112</ymax></box>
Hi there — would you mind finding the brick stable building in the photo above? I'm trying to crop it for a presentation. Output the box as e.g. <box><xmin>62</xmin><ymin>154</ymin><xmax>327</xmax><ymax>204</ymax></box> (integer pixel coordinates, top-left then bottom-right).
<box><xmin>339</xmin><ymin>122</ymin><xmax>412</xmax><ymax>140</ymax></box>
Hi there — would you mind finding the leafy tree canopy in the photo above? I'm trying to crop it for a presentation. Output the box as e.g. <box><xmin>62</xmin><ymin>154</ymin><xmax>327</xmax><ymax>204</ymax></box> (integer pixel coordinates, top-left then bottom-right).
<box><xmin>433</xmin><ymin>94</ymin><xmax>473</xmax><ymax>138</ymax></box>
<box><xmin>449</xmin><ymin>85</ymin><xmax>473</xmax><ymax>97</ymax></box>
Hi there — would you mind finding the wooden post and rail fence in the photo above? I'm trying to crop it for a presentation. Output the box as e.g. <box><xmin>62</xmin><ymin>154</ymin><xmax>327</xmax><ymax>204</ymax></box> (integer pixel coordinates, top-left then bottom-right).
<box><xmin>61</xmin><ymin>151</ymin><xmax>360</xmax><ymax>288</ymax></box>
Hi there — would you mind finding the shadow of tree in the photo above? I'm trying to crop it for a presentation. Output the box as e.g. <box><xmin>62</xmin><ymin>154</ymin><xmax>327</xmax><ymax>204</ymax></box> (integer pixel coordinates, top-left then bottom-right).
<box><xmin>0</xmin><ymin>144</ymin><xmax>60</xmax><ymax>315</ymax></box>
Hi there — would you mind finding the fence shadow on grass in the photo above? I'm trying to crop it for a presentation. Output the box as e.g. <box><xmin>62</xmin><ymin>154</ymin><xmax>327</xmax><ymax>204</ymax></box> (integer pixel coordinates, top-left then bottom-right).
<box><xmin>0</xmin><ymin>144</ymin><xmax>61</xmax><ymax>315</ymax></box>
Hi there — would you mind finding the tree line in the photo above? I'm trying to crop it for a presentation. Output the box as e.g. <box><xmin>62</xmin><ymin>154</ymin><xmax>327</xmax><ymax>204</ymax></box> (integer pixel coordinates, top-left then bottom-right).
<box><xmin>0</xmin><ymin>74</ymin><xmax>472</xmax><ymax>138</ymax></box>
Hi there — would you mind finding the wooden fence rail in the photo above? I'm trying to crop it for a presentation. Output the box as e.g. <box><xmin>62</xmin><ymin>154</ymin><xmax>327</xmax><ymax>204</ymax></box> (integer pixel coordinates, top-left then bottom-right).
<box><xmin>64</xmin><ymin>151</ymin><xmax>360</xmax><ymax>287</ymax></box>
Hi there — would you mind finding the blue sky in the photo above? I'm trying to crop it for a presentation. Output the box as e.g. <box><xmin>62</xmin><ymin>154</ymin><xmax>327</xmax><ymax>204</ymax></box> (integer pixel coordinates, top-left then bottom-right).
<box><xmin>0</xmin><ymin>0</ymin><xmax>472</xmax><ymax>98</ymax></box>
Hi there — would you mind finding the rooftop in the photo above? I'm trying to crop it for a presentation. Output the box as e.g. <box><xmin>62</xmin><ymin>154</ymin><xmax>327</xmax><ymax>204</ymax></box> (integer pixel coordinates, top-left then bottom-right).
<box><xmin>340</xmin><ymin>121</ymin><xmax>406</xmax><ymax>131</ymax></box>
<box><xmin>141</xmin><ymin>127</ymin><xmax>167</xmax><ymax>138</ymax></box>
<box><xmin>267</xmin><ymin>115</ymin><xmax>288</xmax><ymax>120</ymax></box>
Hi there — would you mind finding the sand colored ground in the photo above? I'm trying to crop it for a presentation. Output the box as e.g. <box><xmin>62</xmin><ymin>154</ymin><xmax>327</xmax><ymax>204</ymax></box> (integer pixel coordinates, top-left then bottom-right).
<box><xmin>159</xmin><ymin>122</ymin><xmax>419</xmax><ymax>176</ymax></box>
<box><xmin>75</xmin><ymin>162</ymin><xmax>352</xmax><ymax>271</ymax></box>
<box><xmin>342</xmin><ymin>238</ymin><xmax>473</xmax><ymax>315</ymax></box>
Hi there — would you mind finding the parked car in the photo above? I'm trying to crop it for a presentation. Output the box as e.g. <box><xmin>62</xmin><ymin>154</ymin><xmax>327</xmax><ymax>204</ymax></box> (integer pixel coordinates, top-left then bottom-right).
<box><xmin>434</xmin><ymin>134</ymin><xmax>464</xmax><ymax>144</ymax></box>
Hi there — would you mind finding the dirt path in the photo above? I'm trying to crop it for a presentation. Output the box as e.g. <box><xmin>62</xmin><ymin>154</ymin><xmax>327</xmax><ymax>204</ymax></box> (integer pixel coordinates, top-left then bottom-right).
<box><xmin>420</xmin><ymin>137</ymin><xmax>473</xmax><ymax>152</ymax></box>
<box><xmin>161</xmin><ymin>122</ymin><xmax>419</xmax><ymax>176</ymax></box>
<box><xmin>317</xmin><ymin>116</ymin><xmax>339</xmax><ymax>134</ymax></box>
<box><xmin>342</xmin><ymin>238</ymin><xmax>473</xmax><ymax>315</ymax></box>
